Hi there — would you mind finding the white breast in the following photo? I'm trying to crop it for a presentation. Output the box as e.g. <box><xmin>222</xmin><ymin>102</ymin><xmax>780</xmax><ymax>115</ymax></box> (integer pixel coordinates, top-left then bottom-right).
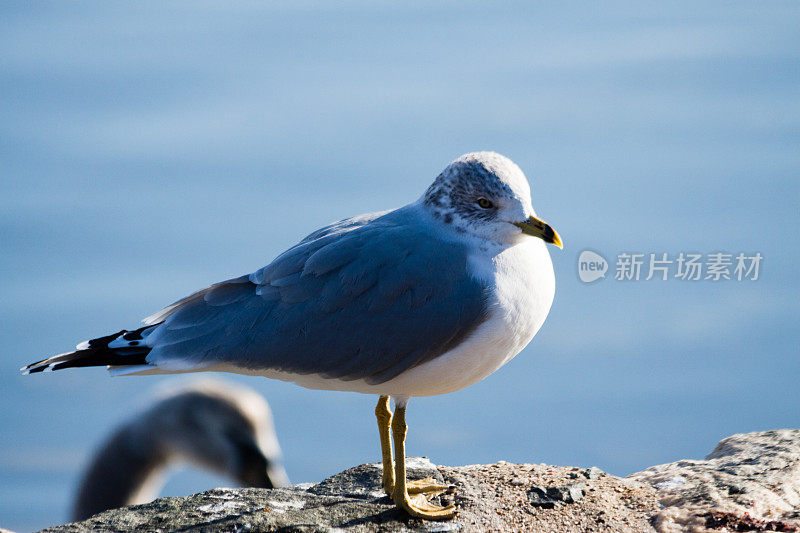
<box><xmin>378</xmin><ymin>237</ymin><xmax>555</xmax><ymax>397</ymax></box>
<box><xmin>241</xmin><ymin>237</ymin><xmax>555</xmax><ymax>398</ymax></box>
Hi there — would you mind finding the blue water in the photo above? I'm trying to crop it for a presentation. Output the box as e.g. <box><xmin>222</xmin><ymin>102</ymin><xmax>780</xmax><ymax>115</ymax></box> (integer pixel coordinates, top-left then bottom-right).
<box><xmin>1</xmin><ymin>2</ymin><xmax>798</xmax><ymax>531</ymax></box>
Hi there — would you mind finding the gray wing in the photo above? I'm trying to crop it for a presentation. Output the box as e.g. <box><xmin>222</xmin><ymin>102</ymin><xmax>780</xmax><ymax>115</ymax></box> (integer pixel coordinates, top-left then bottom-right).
<box><xmin>143</xmin><ymin>208</ymin><xmax>490</xmax><ymax>385</ymax></box>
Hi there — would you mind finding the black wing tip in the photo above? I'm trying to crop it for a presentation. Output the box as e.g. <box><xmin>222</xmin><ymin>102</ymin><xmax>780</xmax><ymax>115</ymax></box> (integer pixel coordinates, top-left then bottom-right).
<box><xmin>20</xmin><ymin>358</ymin><xmax>56</xmax><ymax>374</ymax></box>
<box><xmin>21</xmin><ymin>328</ymin><xmax>154</xmax><ymax>376</ymax></box>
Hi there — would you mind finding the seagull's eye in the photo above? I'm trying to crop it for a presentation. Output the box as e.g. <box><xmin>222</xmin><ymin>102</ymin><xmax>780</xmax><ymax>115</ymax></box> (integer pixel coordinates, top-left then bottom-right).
<box><xmin>476</xmin><ymin>198</ymin><xmax>493</xmax><ymax>209</ymax></box>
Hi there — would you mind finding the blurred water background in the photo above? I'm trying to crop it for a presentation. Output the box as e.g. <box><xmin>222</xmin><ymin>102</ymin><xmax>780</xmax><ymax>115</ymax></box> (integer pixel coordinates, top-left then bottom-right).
<box><xmin>1</xmin><ymin>2</ymin><xmax>798</xmax><ymax>531</ymax></box>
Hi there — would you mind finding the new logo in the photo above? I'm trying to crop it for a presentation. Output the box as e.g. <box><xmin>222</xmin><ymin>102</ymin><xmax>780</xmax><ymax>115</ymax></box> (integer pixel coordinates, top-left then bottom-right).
<box><xmin>578</xmin><ymin>250</ymin><xmax>608</xmax><ymax>283</ymax></box>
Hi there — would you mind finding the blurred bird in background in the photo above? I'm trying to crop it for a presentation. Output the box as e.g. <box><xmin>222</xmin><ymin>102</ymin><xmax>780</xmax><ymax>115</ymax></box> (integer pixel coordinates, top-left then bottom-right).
<box><xmin>72</xmin><ymin>379</ymin><xmax>288</xmax><ymax>521</ymax></box>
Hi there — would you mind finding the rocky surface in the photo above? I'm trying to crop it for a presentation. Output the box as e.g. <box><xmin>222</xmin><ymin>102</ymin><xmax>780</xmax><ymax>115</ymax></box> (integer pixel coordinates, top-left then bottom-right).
<box><xmin>630</xmin><ymin>429</ymin><xmax>800</xmax><ymax>532</ymax></box>
<box><xmin>35</xmin><ymin>430</ymin><xmax>800</xmax><ymax>533</ymax></box>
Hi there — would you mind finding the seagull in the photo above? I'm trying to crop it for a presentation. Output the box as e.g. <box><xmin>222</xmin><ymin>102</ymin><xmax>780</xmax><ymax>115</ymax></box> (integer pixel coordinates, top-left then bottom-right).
<box><xmin>72</xmin><ymin>379</ymin><xmax>288</xmax><ymax>521</ymax></box>
<box><xmin>23</xmin><ymin>151</ymin><xmax>561</xmax><ymax>520</ymax></box>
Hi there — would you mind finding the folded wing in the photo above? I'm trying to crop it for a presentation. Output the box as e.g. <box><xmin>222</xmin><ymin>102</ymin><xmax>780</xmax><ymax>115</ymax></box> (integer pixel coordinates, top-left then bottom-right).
<box><xmin>144</xmin><ymin>209</ymin><xmax>490</xmax><ymax>384</ymax></box>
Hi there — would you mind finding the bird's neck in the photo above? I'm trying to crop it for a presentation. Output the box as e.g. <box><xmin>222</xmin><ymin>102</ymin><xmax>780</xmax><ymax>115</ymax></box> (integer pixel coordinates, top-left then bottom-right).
<box><xmin>72</xmin><ymin>422</ymin><xmax>170</xmax><ymax>521</ymax></box>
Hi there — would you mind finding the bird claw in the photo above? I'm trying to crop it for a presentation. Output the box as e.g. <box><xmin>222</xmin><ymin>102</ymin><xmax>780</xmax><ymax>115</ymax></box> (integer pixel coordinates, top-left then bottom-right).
<box><xmin>406</xmin><ymin>477</ymin><xmax>451</xmax><ymax>496</ymax></box>
<box><xmin>394</xmin><ymin>490</ymin><xmax>457</xmax><ymax>520</ymax></box>
<box><xmin>383</xmin><ymin>477</ymin><xmax>452</xmax><ymax>497</ymax></box>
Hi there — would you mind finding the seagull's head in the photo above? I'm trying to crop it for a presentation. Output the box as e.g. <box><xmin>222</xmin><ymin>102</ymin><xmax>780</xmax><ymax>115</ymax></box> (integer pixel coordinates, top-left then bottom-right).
<box><xmin>138</xmin><ymin>381</ymin><xmax>289</xmax><ymax>489</ymax></box>
<box><xmin>422</xmin><ymin>151</ymin><xmax>562</xmax><ymax>248</ymax></box>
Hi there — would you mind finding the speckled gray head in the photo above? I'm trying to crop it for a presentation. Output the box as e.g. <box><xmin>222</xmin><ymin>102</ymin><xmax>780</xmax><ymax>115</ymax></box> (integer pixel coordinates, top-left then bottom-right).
<box><xmin>423</xmin><ymin>151</ymin><xmax>563</xmax><ymax>248</ymax></box>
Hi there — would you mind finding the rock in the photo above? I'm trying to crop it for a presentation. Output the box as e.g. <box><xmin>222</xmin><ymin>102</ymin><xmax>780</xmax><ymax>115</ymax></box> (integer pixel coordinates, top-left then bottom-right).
<box><xmin>629</xmin><ymin>429</ymin><xmax>800</xmax><ymax>532</ymax></box>
<box><xmin>586</xmin><ymin>467</ymin><xmax>604</xmax><ymax>480</ymax></box>
<box><xmin>527</xmin><ymin>486</ymin><xmax>558</xmax><ymax>509</ymax></box>
<box><xmin>528</xmin><ymin>483</ymin><xmax>586</xmax><ymax>507</ymax></box>
<box><xmin>568</xmin><ymin>467</ymin><xmax>604</xmax><ymax>481</ymax></box>
<box><xmin>41</xmin><ymin>459</ymin><xmax>659</xmax><ymax>532</ymax></box>
<box><xmin>38</xmin><ymin>429</ymin><xmax>800</xmax><ymax>532</ymax></box>
<box><xmin>702</xmin><ymin>510</ymin><xmax>798</xmax><ymax>532</ymax></box>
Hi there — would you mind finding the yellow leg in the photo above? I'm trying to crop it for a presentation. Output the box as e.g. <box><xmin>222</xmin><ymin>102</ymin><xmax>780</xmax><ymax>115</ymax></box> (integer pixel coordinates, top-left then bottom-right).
<box><xmin>391</xmin><ymin>404</ymin><xmax>456</xmax><ymax>520</ymax></box>
<box><xmin>375</xmin><ymin>395</ymin><xmax>395</xmax><ymax>496</ymax></box>
<box><xmin>376</xmin><ymin>397</ymin><xmax>448</xmax><ymax>497</ymax></box>
<box><xmin>376</xmin><ymin>396</ymin><xmax>450</xmax><ymax>498</ymax></box>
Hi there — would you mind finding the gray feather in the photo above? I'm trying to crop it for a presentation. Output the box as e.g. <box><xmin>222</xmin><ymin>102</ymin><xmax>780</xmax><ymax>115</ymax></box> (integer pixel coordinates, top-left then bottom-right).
<box><xmin>144</xmin><ymin>205</ymin><xmax>490</xmax><ymax>384</ymax></box>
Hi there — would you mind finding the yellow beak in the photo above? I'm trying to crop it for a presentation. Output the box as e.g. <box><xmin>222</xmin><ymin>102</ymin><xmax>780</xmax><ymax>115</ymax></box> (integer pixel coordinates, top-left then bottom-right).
<box><xmin>513</xmin><ymin>216</ymin><xmax>563</xmax><ymax>249</ymax></box>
